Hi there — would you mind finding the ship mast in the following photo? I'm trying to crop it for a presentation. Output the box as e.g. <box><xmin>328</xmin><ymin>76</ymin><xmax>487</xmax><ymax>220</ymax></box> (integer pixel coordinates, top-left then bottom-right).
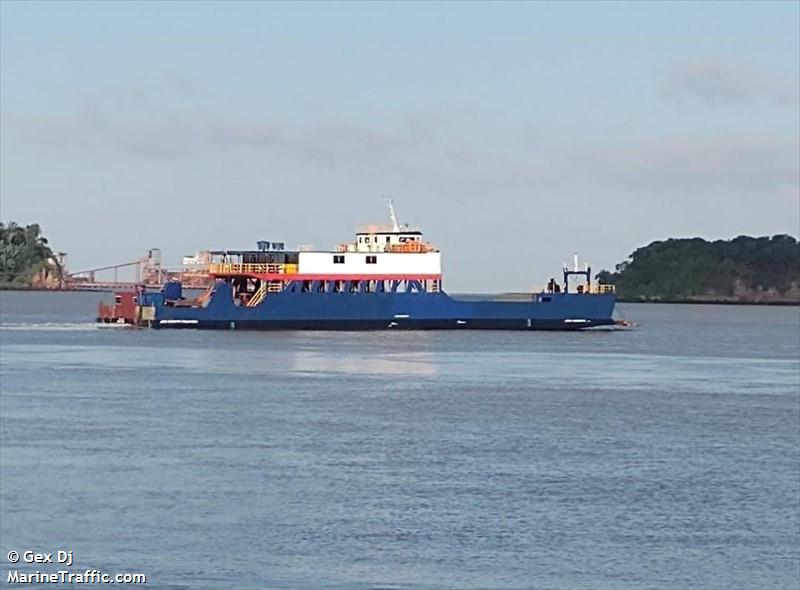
<box><xmin>387</xmin><ymin>198</ymin><xmax>401</xmax><ymax>232</ymax></box>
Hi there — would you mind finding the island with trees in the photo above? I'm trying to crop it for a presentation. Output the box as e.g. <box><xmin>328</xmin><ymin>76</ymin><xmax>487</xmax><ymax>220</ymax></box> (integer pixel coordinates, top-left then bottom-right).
<box><xmin>0</xmin><ymin>222</ymin><xmax>64</xmax><ymax>289</ymax></box>
<box><xmin>596</xmin><ymin>235</ymin><xmax>800</xmax><ymax>304</ymax></box>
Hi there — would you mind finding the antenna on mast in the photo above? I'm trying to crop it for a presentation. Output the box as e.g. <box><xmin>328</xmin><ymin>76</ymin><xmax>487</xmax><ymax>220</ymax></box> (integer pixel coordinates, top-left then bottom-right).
<box><xmin>387</xmin><ymin>198</ymin><xmax>400</xmax><ymax>232</ymax></box>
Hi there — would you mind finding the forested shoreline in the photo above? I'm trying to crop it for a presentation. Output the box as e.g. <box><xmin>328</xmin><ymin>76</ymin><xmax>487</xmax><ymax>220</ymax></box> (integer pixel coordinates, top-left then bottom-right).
<box><xmin>0</xmin><ymin>222</ymin><xmax>63</xmax><ymax>289</ymax></box>
<box><xmin>597</xmin><ymin>235</ymin><xmax>800</xmax><ymax>304</ymax></box>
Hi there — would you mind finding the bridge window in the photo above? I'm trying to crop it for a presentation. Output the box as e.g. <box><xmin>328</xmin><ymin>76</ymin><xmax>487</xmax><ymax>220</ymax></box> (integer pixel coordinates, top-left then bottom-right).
<box><xmin>333</xmin><ymin>255</ymin><xmax>345</xmax><ymax>264</ymax></box>
<box><xmin>366</xmin><ymin>255</ymin><xmax>377</xmax><ymax>264</ymax></box>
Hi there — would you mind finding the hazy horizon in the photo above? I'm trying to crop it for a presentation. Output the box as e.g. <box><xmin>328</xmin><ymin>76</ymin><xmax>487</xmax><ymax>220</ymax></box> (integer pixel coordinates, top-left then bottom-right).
<box><xmin>2</xmin><ymin>1</ymin><xmax>798</xmax><ymax>291</ymax></box>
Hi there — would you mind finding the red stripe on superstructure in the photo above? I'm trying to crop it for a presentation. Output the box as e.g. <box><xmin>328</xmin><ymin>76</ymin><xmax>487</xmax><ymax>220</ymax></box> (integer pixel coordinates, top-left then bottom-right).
<box><xmin>209</xmin><ymin>273</ymin><xmax>442</xmax><ymax>281</ymax></box>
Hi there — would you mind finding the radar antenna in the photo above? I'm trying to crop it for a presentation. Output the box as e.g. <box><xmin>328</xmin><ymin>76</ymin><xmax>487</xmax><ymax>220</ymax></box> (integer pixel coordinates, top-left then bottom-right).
<box><xmin>387</xmin><ymin>198</ymin><xmax>401</xmax><ymax>232</ymax></box>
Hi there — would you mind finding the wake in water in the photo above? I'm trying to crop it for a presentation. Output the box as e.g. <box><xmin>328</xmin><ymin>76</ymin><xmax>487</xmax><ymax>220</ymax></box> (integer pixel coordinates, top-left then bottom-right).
<box><xmin>0</xmin><ymin>322</ymin><xmax>102</xmax><ymax>331</ymax></box>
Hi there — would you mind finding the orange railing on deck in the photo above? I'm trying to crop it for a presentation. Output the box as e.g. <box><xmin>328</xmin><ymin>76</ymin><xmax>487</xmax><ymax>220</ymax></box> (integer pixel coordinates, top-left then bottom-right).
<box><xmin>209</xmin><ymin>263</ymin><xmax>298</xmax><ymax>275</ymax></box>
<box><xmin>387</xmin><ymin>242</ymin><xmax>435</xmax><ymax>253</ymax></box>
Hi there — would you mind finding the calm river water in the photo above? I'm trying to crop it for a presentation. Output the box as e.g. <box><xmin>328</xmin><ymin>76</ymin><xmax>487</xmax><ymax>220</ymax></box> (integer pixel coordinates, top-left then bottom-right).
<box><xmin>1</xmin><ymin>291</ymin><xmax>798</xmax><ymax>589</ymax></box>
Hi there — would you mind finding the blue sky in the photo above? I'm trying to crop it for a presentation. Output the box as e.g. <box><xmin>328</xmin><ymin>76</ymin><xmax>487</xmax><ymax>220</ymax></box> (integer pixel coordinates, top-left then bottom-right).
<box><xmin>1</xmin><ymin>1</ymin><xmax>798</xmax><ymax>290</ymax></box>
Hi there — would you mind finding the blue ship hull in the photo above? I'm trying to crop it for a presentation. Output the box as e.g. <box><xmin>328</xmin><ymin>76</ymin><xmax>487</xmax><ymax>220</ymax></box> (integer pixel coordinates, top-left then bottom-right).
<box><xmin>143</xmin><ymin>283</ymin><xmax>616</xmax><ymax>330</ymax></box>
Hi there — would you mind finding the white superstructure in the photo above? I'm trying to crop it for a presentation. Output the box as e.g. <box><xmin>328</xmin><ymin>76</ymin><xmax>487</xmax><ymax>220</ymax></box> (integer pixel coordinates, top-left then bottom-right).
<box><xmin>298</xmin><ymin>251</ymin><xmax>441</xmax><ymax>276</ymax></box>
<box><xmin>296</xmin><ymin>202</ymin><xmax>441</xmax><ymax>277</ymax></box>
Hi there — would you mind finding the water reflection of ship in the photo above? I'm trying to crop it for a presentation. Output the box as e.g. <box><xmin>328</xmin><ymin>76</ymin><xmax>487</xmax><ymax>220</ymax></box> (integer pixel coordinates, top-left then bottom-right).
<box><xmin>291</xmin><ymin>351</ymin><xmax>436</xmax><ymax>377</ymax></box>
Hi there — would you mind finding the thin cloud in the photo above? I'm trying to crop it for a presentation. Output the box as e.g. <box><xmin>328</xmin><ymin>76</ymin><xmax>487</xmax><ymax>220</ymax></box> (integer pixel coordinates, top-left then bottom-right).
<box><xmin>659</xmin><ymin>56</ymin><xmax>799</xmax><ymax>109</ymax></box>
<box><xmin>3</xmin><ymin>81</ymin><xmax>798</xmax><ymax>203</ymax></box>
<box><xmin>585</xmin><ymin>134</ymin><xmax>798</xmax><ymax>192</ymax></box>
<box><xmin>166</xmin><ymin>70</ymin><xmax>212</xmax><ymax>100</ymax></box>
<box><xmin>1</xmin><ymin>99</ymin><xmax>452</xmax><ymax>165</ymax></box>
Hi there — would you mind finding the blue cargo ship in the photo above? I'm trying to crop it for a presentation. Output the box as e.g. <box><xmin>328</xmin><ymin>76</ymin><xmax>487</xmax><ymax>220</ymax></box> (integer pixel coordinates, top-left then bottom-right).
<box><xmin>101</xmin><ymin>205</ymin><xmax>617</xmax><ymax>330</ymax></box>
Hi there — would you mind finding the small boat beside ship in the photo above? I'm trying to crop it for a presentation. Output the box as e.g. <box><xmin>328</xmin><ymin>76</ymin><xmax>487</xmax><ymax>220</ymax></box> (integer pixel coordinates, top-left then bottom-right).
<box><xmin>98</xmin><ymin>205</ymin><xmax>617</xmax><ymax>330</ymax></box>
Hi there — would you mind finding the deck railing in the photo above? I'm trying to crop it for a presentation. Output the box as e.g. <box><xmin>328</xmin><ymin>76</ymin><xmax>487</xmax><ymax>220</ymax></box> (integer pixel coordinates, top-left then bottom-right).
<box><xmin>209</xmin><ymin>263</ymin><xmax>298</xmax><ymax>275</ymax></box>
<box><xmin>336</xmin><ymin>243</ymin><xmax>436</xmax><ymax>253</ymax></box>
<box><xmin>593</xmin><ymin>284</ymin><xmax>616</xmax><ymax>294</ymax></box>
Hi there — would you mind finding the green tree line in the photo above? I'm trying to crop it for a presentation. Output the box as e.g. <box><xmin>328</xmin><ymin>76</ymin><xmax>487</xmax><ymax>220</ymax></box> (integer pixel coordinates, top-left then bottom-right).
<box><xmin>0</xmin><ymin>222</ymin><xmax>63</xmax><ymax>287</ymax></box>
<box><xmin>597</xmin><ymin>235</ymin><xmax>800</xmax><ymax>301</ymax></box>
